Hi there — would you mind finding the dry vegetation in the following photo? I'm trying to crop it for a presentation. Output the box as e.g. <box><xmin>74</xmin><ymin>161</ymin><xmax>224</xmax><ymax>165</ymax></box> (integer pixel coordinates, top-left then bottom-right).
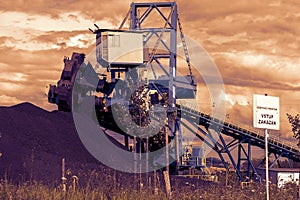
<box><xmin>0</xmin><ymin>103</ymin><xmax>299</xmax><ymax>199</ymax></box>
<box><xmin>0</xmin><ymin>170</ymin><xmax>298</xmax><ymax>200</ymax></box>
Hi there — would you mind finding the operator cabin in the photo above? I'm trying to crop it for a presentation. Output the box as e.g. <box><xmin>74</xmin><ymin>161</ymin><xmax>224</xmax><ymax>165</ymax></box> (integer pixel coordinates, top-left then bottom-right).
<box><xmin>95</xmin><ymin>29</ymin><xmax>147</xmax><ymax>69</ymax></box>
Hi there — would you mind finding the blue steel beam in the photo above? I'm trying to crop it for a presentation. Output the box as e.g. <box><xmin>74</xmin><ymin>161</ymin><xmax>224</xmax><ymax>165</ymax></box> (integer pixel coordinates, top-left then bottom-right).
<box><xmin>226</xmin><ymin>138</ymin><xmax>238</xmax><ymax>149</ymax></box>
<box><xmin>153</xmin><ymin>5</ymin><xmax>173</xmax><ymax>28</ymax></box>
<box><xmin>110</xmin><ymin>2</ymin><xmax>299</xmax><ymax>182</ymax></box>
<box><xmin>181</xmin><ymin>121</ymin><xmax>216</xmax><ymax>151</ymax></box>
<box><xmin>179</xmin><ymin>105</ymin><xmax>300</xmax><ymax>182</ymax></box>
<box><xmin>180</xmin><ymin>105</ymin><xmax>300</xmax><ymax>161</ymax></box>
<box><xmin>228</xmin><ymin>138</ymin><xmax>247</xmax><ymax>152</ymax></box>
<box><xmin>153</xmin><ymin>57</ymin><xmax>170</xmax><ymax>76</ymax></box>
<box><xmin>152</xmin><ymin>31</ymin><xmax>171</xmax><ymax>52</ymax></box>
<box><xmin>139</xmin><ymin>6</ymin><xmax>153</xmax><ymax>24</ymax></box>
<box><xmin>257</xmin><ymin>153</ymin><xmax>271</xmax><ymax>169</ymax></box>
<box><xmin>218</xmin><ymin>131</ymin><xmax>243</xmax><ymax>180</ymax></box>
<box><xmin>247</xmin><ymin>141</ymin><xmax>251</xmax><ymax>181</ymax></box>
<box><xmin>269</xmin><ymin>153</ymin><xmax>283</xmax><ymax>168</ymax></box>
<box><xmin>130</xmin><ymin>2</ymin><xmax>183</xmax><ymax>168</ymax></box>
<box><xmin>182</xmin><ymin>113</ymin><xmax>244</xmax><ymax>180</ymax></box>
<box><xmin>131</xmin><ymin>2</ymin><xmax>176</xmax><ymax>8</ymax></box>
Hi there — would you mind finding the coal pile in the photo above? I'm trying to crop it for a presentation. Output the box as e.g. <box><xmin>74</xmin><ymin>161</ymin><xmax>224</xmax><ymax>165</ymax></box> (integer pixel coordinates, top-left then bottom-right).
<box><xmin>0</xmin><ymin>102</ymin><xmax>110</xmax><ymax>183</ymax></box>
<box><xmin>0</xmin><ymin>102</ymin><xmax>211</xmax><ymax>193</ymax></box>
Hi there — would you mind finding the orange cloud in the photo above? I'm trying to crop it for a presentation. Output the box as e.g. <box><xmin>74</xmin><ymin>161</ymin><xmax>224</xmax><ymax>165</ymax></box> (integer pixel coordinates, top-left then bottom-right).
<box><xmin>0</xmin><ymin>0</ymin><xmax>298</xmax><ymax>138</ymax></box>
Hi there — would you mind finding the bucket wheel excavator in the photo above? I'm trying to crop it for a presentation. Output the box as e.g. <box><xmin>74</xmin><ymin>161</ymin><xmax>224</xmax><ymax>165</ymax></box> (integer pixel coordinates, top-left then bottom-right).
<box><xmin>48</xmin><ymin>2</ymin><xmax>300</xmax><ymax>182</ymax></box>
<box><xmin>48</xmin><ymin>2</ymin><xmax>197</xmax><ymax>166</ymax></box>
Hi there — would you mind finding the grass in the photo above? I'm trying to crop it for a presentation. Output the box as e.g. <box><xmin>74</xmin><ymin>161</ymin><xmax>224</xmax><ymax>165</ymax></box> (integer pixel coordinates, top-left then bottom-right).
<box><xmin>0</xmin><ymin>170</ymin><xmax>298</xmax><ymax>200</ymax></box>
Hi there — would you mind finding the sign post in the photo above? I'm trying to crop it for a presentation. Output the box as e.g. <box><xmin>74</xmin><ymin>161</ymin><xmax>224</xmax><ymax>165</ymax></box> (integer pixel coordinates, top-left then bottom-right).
<box><xmin>265</xmin><ymin>128</ymin><xmax>269</xmax><ymax>200</ymax></box>
<box><xmin>253</xmin><ymin>94</ymin><xmax>280</xmax><ymax>200</ymax></box>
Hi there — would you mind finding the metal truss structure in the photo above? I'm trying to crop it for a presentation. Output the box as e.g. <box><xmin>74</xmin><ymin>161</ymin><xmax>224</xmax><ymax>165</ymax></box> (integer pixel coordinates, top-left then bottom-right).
<box><xmin>181</xmin><ymin>105</ymin><xmax>300</xmax><ymax>182</ymax></box>
<box><xmin>48</xmin><ymin>1</ymin><xmax>300</xmax><ymax>182</ymax></box>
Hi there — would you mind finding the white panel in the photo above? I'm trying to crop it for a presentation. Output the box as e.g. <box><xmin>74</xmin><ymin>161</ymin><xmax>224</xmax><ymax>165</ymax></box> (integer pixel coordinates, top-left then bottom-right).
<box><xmin>107</xmin><ymin>31</ymin><xmax>143</xmax><ymax>64</ymax></box>
<box><xmin>277</xmin><ymin>172</ymin><xmax>297</xmax><ymax>188</ymax></box>
<box><xmin>253</xmin><ymin>94</ymin><xmax>280</xmax><ymax>130</ymax></box>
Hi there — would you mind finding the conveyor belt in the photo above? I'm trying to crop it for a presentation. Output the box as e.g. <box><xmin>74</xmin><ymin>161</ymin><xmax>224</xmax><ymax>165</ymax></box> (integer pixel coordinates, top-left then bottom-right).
<box><xmin>180</xmin><ymin>105</ymin><xmax>300</xmax><ymax>162</ymax></box>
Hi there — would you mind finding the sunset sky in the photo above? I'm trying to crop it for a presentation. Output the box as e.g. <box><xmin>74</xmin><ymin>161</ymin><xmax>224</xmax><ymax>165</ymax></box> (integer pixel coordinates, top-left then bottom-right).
<box><xmin>0</xmin><ymin>0</ymin><xmax>299</xmax><ymax>140</ymax></box>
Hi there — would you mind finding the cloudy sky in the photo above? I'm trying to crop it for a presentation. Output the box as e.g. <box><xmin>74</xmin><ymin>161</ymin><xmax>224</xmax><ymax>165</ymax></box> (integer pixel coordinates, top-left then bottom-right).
<box><xmin>0</xmin><ymin>0</ymin><xmax>299</xmax><ymax>140</ymax></box>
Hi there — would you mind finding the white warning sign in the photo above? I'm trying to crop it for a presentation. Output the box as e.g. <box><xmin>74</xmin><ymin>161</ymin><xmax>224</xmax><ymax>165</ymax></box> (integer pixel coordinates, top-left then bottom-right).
<box><xmin>253</xmin><ymin>94</ymin><xmax>280</xmax><ymax>130</ymax></box>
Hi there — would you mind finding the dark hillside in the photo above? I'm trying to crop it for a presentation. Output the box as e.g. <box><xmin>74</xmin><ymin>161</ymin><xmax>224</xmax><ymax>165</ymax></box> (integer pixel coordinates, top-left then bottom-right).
<box><xmin>0</xmin><ymin>102</ymin><xmax>102</xmax><ymax>183</ymax></box>
<box><xmin>0</xmin><ymin>102</ymin><xmax>212</xmax><ymax>192</ymax></box>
